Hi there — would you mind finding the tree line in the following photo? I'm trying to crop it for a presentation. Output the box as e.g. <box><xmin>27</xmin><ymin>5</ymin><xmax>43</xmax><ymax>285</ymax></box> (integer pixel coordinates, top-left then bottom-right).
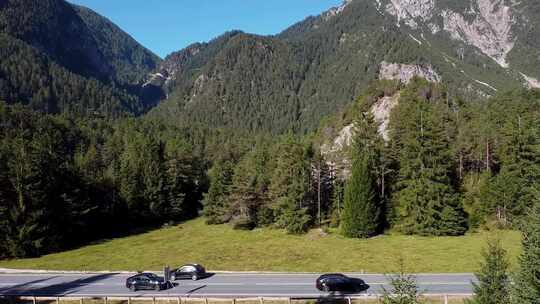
<box><xmin>0</xmin><ymin>102</ymin><xmax>206</xmax><ymax>258</ymax></box>
<box><xmin>1</xmin><ymin>78</ymin><xmax>539</xmax><ymax>258</ymax></box>
<box><xmin>203</xmin><ymin>79</ymin><xmax>540</xmax><ymax>237</ymax></box>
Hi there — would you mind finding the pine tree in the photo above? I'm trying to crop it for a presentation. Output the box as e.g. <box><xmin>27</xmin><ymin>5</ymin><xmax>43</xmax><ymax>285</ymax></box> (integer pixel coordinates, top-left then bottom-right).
<box><xmin>341</xmin><ymin>154</ymin><xmax>379</xmax><ymax>238</ymax></box>
<box><xmin>485</xmin><ymin>112</ymin><xmax>540</xmax><ymax>227</ymax></box>
<box><xmin>511</xmin><ymin>195</ymin><xmax>540</xmax><ymax>303</ymax></box>
<box><xmin>468</xmin><ymin>238</ymin><xmax>510</xmax><ymax>304</ymax></box>
<box><xmin>381</xmin><ymin>258</ymin><xmax>422</xmax><ymax>304</ymax></box>
<box><xmin>203</xmin><ymin>160</ymin><xmax>234</xmax><ymax>224</ymax></box>
<box><xmin>269</xmin><ymin>134</ymin><xmax>312</xmax><ymax>234</ymax></box>
<box><xmin>390</xmin><ymin>83</ymin><xmax>466</xmax><ymax>236</ymax></box>
<box><xmin>353</xmin><ymin>98</ymin><xmax>393</xmax><ymax>231</ymax></box>
<box><xmin>330</xmin><ymin>180</ymin><xmax>344</xmax><ymax>228</ymax></box>
<box><xmin>228</xmin><ymin>147</ymin><xmax>270</xmax><ymax>222</ymax></box>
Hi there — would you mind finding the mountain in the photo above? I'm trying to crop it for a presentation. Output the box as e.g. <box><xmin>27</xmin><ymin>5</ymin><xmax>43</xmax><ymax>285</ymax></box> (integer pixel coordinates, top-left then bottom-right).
<box><xmin>149</xmin><ymin>0</ymin><xmax>540</xmax><ymax>134</ymax></box>
<box><xmin>0</xmin><ymin>0</ymin><xmax>162</xmax><ymax>116</ymax></box>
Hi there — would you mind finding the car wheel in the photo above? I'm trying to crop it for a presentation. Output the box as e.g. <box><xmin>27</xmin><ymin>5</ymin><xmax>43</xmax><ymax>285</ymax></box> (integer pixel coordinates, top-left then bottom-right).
<box><xmin>154</xmin><ymin>284</ymin><xmax>161</xmax><ymax>291</ymax></box>
<box><xmin>191</xmin><ymin>275</ymin><xmax>198</xmax><ymax>281</ymax></box>
<box><xmin>129</xmin><ymin>285</ymin><xmax>137</xmax><ymax>292</ymax></box>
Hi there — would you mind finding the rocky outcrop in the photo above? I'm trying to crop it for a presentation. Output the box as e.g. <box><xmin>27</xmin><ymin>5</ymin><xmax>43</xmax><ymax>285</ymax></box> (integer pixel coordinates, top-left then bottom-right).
<box><xmin>379</xmin><ymin>61</ymin><xmax>441</xmax><ymax>84</ymax></box>
<box><xmin>324</xmin><ymin>0</ymin><xmax>353</xmax><ymax>20</ymax></box>
<box><xmin>371</xmin><ymin>92</ymin><xmax>400</xmax><ymax>141</ymax></box>
<box><xmin>384</xmin><ymin>0</ymin><xmax>516</xmax><ymax>68</ymax></box>
<box><xmin>385</xmin><ymin>0</ymin><xmax>435</xmax><ymax>28</ymax></box>
<box><xmin>159</xmin><ymin>44</ymin><xmax>203</xmax><ymax>82</ymax></box>
<box><xmin>320</xmin><ymin>123</ymin><xmax>355</xmax><ymax>180</ymax></box>
<box><xmin>441</xmin><ymin>0</ymin><xmax>515</xmax><ymax>68</ymax></box>
<box><xmin>321</xmin><ymin>124</ymin><xmax>355</xmax><ymax>156</ymax></box>
<box><xmin>521</xmin><ymin>73</ymin><xmax>540</xmax><ymax>89</ymax></box>
<box><xmin>143</xmin><ymin>72</ymin><xmax>169</xmax><ymax>87</ymax></box>
<box><xmin>320</xmin><ymin>92</ymin><xmax>401</xmax><ymax>179</ymax></box>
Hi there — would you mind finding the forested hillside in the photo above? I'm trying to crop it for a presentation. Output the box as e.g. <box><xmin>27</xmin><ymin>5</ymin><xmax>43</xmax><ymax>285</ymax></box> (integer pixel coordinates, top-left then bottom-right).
<box><xmin>149</xmin><ymin>0</ymin><xmax>539</xmax><ymax>134</ymax></box>
<box><xmin>0</xmin><ymin>102</ymin><xmax>206</xmax><ymax>258</ymax></box>
<box><xmin>202</xmin><ymin>80</ymin><xmax>540</xmax><ymax>236</ymax></box>
<box><xmin>0</xmin><ymin>0</ymin><xmax>162</xmax><ymax>117</ymax></box>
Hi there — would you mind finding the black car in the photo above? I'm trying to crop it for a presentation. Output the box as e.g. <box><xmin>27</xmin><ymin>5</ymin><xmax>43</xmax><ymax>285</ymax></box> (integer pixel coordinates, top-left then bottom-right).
<box><xmin>126</xmin><ymin>273</ymin><xmax>165</xmax><ymax>291</ymax></box>
<box><xmin>316</xmin><ymin>273</ymin><xmax>367</xmax><ymax>293</ymax></box>
<box><xmin>170</xmin><ymin>264</ymin><xmax>206</xmax><ymax>281</ymax></box>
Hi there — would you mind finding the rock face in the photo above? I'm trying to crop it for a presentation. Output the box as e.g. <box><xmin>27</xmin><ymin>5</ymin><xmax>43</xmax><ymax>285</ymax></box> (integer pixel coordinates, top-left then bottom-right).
<box><xmin>521</xmin><ymin>73</ymin><xmax>540</xmax><ymax>89</ymax></box>
<box><xmin>441</xmin><ymin>0</ymin><xmax>515</xmax><ymax>68</ymax></box>
<box><xmin>385</xmin><ymin>0</ymin><xmax>435</xmax><ymax>28</ymax></box>
<box><xmin>379</xmin><ymin>61</ymin><xmax>441</xmax><ymax>84</ymax></box>
<box><xmin>321</xmin><ymin>124</ymin><xmax>355</xmax><ymax>156</ymax></box>
<box><xmin>384</xmin><ymin>0</ymin><xmax>516</xmax><ymax>68</ymax></box>
<box><xmin>320</xmin><ymin>123</ymin><xmax>355</xmax><ymax>180</ymax></box>
<box><xmin>320</xmin><ymin>92</ymin><xmax>401</xmax><ymax>178</ymax></box>
<box><xmin>371</xmin><ymin>92</ymin><xmax>400</xmax><ymax>141</ymax></box>
<box><xmin>324</xmin><ymin>0</ymin><xmax>354</xmax><ymax>20</ymax></box>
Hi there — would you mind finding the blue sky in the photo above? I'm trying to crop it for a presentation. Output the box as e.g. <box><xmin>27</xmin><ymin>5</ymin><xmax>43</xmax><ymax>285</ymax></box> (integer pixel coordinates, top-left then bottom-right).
<box><xmin>68</xmin><ymin>1</ymin><xmax>343</xmax><ymax>58</ymax></box>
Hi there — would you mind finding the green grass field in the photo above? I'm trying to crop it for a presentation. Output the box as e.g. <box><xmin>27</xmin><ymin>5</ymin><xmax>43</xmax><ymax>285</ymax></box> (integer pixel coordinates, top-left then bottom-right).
<box><xmin>0</xmin><ymin>218</ymin><xmax>522</xmax><ymax>273</ymax></box>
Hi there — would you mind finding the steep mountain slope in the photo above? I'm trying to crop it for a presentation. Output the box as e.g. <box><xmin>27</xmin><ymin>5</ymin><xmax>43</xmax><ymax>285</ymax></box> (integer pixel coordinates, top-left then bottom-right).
<box><xmin>0</xmin><ymin>0</ymin><xmax>162</xmax><ymax>116</ymax></box>
<box><xmin>380</xmin><ymin>0</ymin><xmax>540</xmax><ymax>86</ymax></box>
<box><xmin>150</xmin><ymin>0</ymin><xmax>539</xmax><ymax>134</ymax></box>
<box><xmin>74</xmin><ymin>5</ymin><xmax>161</xmax><ymax>84</ymax></box>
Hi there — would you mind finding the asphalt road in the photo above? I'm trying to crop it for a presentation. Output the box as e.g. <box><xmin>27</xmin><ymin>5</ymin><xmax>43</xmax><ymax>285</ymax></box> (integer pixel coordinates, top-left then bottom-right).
<box><xmin>0</xmin><ymin>272</ymin><xmax>475</xmax><ymax>298</ymax></box>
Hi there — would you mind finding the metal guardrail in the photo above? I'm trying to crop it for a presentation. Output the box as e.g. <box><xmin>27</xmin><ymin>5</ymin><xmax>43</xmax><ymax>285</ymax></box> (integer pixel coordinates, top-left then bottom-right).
<box><xmin>0</xmin><ymin>294</ymin><xmax>474</xmax><ymax>304</ymax></box>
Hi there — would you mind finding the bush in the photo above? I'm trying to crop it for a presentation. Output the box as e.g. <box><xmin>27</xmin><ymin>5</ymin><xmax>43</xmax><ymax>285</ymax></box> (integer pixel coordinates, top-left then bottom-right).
<box><xmin>256</xmin><ymin>206</ymin><xmax>275</xmax><ymax>227</ymax></box>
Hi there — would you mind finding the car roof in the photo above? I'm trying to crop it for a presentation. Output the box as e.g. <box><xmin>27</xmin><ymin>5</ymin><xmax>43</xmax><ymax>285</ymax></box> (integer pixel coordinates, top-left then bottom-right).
<box><xmin>181</xmin><ymin>263</ymin><xmax>204</xmax><ymax>269</ymax></box>
<box><xmin>319</xmin><ymin>273</ymin><xmax>347</xmax><ymax>279</ymax></box>
<box><xmin>130</xmin><ymin>272</ymin><xmax>157</xmax><ymax>278</ymax></box>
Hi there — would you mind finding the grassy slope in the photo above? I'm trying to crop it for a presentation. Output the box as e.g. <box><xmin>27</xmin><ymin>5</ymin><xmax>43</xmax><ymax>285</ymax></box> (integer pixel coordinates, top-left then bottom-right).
<box><xmin>0</xmin><ymin>218</ymin><xmax>522</xmax><ymax>273</ymax></box>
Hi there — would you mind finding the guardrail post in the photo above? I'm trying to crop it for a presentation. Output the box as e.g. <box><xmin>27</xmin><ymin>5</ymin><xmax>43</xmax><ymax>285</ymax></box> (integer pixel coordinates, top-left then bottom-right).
<box><xmin>33</xmin><ymin>296</ymin><xmax>37</xmax><ymax>304</ymax></box>
<box><xmin>205</xmin><ymin>298</ymin><xmax>208</xmax><ymax>304</ymax></box>
<box><xmin>105</xmin><ymin>297</ymin><xmax>108</xmax><ymax>304</ymax></box>
<box><xmin>444</xmin><ymin>294</ymin><xmax>448</xmax><ymax>304</ymax></box>
<box><xmin>153</xmin><ymin>297</ymin><xmax>156</xmax><ymax>304</ymax></box>
<box><xmin>232</xmin><ymin>298</ymin><xmax>236</xmax><ymax>304</ymax></box>
<box><xmin>56</xmin><ymin>297</ymin><xmax>60</xmax><ymax>304</ymax></box>
<box><xmin>80</xmin><ymin>297</ymin><xmax>83</xmax><ymax>304</ymax></box>
<box><xmin>288</xmin><ymin>297</ymin><xmax>291</xmax><ymax>304</ymax></box>
<box><xmin>177</xmin><ymin>297</ymin><xmax>180</xmax><ymax>304</ymax></box>
<box><xmin>128</xmin><ymin>297</ymin><xmax>131</xmax><ymax>304</ymax></box>
<box><xmin>259</xmin><ymin>297</ymin><xmax>263</xmax><ymax>304</ymax></box>
<box><xmin>347</xmin><ymin>297</ymin><xmax>351</xmax><ymax>304</ymax></box>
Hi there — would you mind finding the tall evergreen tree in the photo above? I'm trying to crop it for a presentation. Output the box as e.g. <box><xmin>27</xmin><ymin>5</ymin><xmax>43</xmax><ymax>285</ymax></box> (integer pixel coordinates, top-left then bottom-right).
<box><xmin>341</xmin><ymin>154</ymin><xmax>379</xmax><ymax>238</ymax></box>
<box><xmin>511</xmin><ymin>194</ymin><xmax>540</xmax><ymax>303</ymax></box>
<box><xmin>228</xmin><ymin>147</ymin><xmax>270</xmax><ymax>225</ymax></box>
<box><xmin>269</xmin><ymin>135</ymin><xmax>312</xmax><ymax>234</ymax></box>
<box><xmin>484</xmin><ymin>113</ymin><xmax>540</xmax><ymax>227</ymax></box>
<box><xmin>203</xmin><ymin>160</ymin><xmax>234</xmax><ymax>224</ymax></box>
<box><xmin>468</xmin><ymin>238</ymin><xmax>510</xmax><ymax>304</ymax></box>
<box><xmin>353</xmin><ymin>98</ymin><xmax>394</xmax><ymax>229</ymax></box>
<box><xmin>390</xmin><ymin>82</ymin><xmax>467</xmax><ymax>236</ymax></box>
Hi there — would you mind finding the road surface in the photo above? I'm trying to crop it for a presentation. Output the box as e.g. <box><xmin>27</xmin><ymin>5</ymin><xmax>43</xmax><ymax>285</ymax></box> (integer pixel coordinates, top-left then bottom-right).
<box><xmin>0</xmin><ymin>272</ymin><xmax>475</xmax><ymax>298</ymax></box>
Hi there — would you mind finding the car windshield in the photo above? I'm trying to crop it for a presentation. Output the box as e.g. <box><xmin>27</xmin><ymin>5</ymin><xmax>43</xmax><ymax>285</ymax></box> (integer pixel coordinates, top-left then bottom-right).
<box><xmin>146</xmin><ymin>273</ymin><xmax>157</xmax><ymax>278</ymax></box>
